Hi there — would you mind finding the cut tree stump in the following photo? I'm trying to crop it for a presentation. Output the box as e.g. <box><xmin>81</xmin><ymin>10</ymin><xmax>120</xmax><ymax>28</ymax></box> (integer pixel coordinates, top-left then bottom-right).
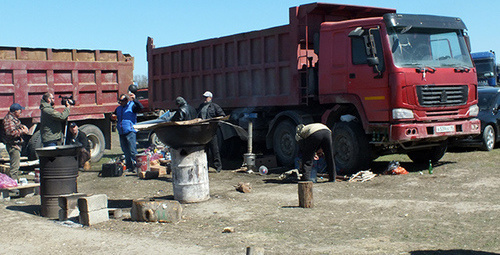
<box><xmin>298</xmin><ymin>181</ymin><xmax>313</xmax><ymax>208</ymax></box>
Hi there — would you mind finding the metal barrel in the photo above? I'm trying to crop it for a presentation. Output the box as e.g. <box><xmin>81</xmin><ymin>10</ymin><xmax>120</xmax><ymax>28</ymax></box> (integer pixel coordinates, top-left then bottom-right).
<box><xmin>36</xmin><ymin>145</ymin><xmax>80</xmax><ymax>219</ymax></box>
<box><xmin>171</xmin><ymin>146</ymin><xmax>209</xmax><ymax>203</ymax></box>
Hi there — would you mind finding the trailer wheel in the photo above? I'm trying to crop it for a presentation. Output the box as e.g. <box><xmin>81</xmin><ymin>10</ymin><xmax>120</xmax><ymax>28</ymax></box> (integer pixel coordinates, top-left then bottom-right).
<box><xmin>332</xmin><ymin>121</ymin><xmax>371</xmax><ymax>175</ymax></box>
<box><xmin>80</xmin><ymin>124</ymin><xmax>105</xmax><ymax>163</ymax></box>
<box><xmin>27</xmin><ymin>131</ymin><xmax>43</xmax><ymax>160</ymax></box>
<box><xmin>273</xmin><ymin>120</ymin><xmax>298</xmax><ymax>166</ymax></box>
<box><xmin>407</xmin><ymin>142</ymin><xmax>447</xmax><ymax>164</ymax></box>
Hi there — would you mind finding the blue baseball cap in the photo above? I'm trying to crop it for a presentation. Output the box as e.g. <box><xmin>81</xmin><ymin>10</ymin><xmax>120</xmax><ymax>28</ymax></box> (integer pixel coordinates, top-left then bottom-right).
<box><xmin>9</xmin><ymin>103</ymin><xmax>25</xmax><ymax>112</ymax></box>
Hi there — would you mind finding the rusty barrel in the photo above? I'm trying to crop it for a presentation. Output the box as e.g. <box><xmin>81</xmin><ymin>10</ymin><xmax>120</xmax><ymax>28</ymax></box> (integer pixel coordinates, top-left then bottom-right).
<box><xmin>171</xmin><ymin>146</ymin><xmax>209</xmax><ymax>203</ymax></box>
<box><xmin>36</xmin><ymin>145</ymin><xmax>80</xmax><ymax>218</ymax></box>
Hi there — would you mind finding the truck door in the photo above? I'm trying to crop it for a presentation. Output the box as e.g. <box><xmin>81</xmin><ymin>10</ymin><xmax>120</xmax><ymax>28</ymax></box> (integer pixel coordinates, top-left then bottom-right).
<box><xmin>347</xmin><ymin>26</ymin><xmax>390</xmax><ymax>122</ymax></box>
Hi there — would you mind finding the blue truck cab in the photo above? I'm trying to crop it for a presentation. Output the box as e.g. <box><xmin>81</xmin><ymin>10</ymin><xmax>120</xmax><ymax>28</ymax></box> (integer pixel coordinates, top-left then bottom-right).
<box><xmin>472</xmin><ymin>51</ymin><xmax>498</xmax><ymax>86</ymax></box>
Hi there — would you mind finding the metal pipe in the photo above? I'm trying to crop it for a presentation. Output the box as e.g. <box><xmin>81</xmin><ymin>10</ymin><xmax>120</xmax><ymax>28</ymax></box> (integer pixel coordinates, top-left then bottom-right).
<box><xmin>248</xmin><ymin>121</ymin><xmax>253</xmax><ymax>154</ymax></box>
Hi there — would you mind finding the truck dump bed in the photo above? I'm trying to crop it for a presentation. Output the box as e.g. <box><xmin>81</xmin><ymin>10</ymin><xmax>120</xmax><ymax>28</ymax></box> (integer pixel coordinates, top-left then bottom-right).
<box><xmin>0</xmin><ymin>46</ymin><xmax>134</xmax><ymax>122</ymax></box>
<box><xmin>147</xmin><ymin>3</ymin><xmax>394</xmax><ymax>110</ymax></box>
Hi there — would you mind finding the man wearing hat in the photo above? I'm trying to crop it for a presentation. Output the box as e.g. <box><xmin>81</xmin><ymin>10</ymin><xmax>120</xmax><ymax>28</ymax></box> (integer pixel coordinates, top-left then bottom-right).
<box><xmin>171</xmin><ymin>96</ymin><xmax>197</xmax><ymax>121</ymax></box>
<box><xmin>197</xmin><ymin>91</ymin><xmax>225</xmax><ymax>172</ymax></box>
<box><xmin>111</xmin><ymin>91</ymin><xmax>143</xmax><ymax>172</ymax></box>
<box><xmin>2</xmin><ymin>103</ymin><xmax>30</xmax><ymax>181</ymax></box>
<box><xmin>66</xmin><ymin>122</ymin><xmax>91</xmax><ymax>170</ymax></box>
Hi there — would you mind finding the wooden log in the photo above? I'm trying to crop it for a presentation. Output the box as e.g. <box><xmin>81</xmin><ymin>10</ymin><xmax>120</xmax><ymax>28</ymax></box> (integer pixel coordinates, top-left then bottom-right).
<box><xmin>298</xmin><ymin>181</ymin><xmax>313</xmax><ymax>208</ymax></box>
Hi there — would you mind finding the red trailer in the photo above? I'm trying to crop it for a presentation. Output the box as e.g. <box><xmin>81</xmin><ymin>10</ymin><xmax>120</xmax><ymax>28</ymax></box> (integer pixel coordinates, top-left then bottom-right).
<box><xmin>147</xmin><ymin>3</ymin><xmax>480</xmax><ymax>173</ymax></box>
<box><xmin>0</xmin><ymin>46</ymin><xmax>134</xmax><ymax>162</ymax></box>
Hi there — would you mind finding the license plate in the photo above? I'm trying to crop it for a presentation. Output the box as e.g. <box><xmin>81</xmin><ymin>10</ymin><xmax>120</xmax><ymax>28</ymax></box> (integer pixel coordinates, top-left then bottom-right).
<box><xmin>435</xmin><ymin>125</ymin><xmax>455</xmax><ymax>133</ymax></box>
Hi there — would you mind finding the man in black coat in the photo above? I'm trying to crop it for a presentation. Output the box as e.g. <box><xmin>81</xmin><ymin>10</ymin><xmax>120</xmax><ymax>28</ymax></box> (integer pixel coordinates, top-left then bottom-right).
<box><xmin>171</xmin><ymin>97</ymin><xmax>197</xmax><ymax>121</ymax></box>
<box><xmin>197</xmin><ymin>91</ymin><xmax>225</xmax><ymax>172</ymax></box>
<box><xmin>66</xmin><ymin>122</ymin><xmax>91</xmax><ymax>170</ymax></box>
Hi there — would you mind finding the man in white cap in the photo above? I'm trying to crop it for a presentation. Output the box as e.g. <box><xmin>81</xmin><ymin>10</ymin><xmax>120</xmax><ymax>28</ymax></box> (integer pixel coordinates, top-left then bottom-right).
<box><xmin>2</xmin><ymin>103</ymin><xmax>29</xmax><ymax>181</ymax></box>
<box><xmin>197</xmin><ymin>91</ymin><xmax>225</xmax><ymax>172</ymax></box>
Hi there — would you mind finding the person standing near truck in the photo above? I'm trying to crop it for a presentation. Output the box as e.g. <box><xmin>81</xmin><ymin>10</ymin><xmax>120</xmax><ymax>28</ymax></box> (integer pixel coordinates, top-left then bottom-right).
<box><xmin>112</xmin><ymin>92</ymin><xmax>143</xmax><ymax>172</ymax></box>
<box><xmin>2</xmin><ymin>103</ymin><xmax>29</xmax><ymax>181</ymax></box>
<box><xmin>40</xmin><ymin>92</ymin><xmax>71</xmax><ymax>147</ymax></box>
<box><xmin>295</xmin><ymin>123</ymin><xmax>336</xmax><ymax>182</ymax></box>
<box><xmin>171</xmin><ymin>97</ymin><xmax>197</xmax><ymax>121</ymax></box>
<box><xmin>197</xmin><ymin>91</ymin><xmax>225</xmax><ymax>173</ymax></box>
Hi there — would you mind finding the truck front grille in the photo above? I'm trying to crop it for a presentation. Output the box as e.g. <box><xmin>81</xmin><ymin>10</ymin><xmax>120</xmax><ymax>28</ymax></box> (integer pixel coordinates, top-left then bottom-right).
<box><xmin>416</xmin><ymin>85</ymin><xmax>468</xmax><ymax>107</ymax></box>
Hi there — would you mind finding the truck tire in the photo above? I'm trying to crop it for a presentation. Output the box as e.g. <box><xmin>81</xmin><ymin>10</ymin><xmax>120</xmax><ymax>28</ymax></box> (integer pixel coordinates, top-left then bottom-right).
<box><xmin>27</xmin><ymin>131</ymin><xmax>43</xmax><ymax>160</ymax></box>
<box><xmin>332</xmin><ymin>121</ymin><xmax>371</xmax><ymax>175</ymax></box>
<box><xmin>80</xmin><ymin>124</ymin><xmax>105</xmax><ymax>163</ymax></box>
<box><xmin>273</xmin><ymin>120</ymin><xmax>299</xmax><ymax>167</ymax></box>
<box><xmin>481</xmin><ymin>125</ymin><xmax>496</xmax><ymax>151</ymax></box>
<box><xmin>149</xmin><ymin>132</ymin><xmax>166</xmax><ymax>148</ymax></box>
<box><xmin>407</xmin><ymin>142</ymin><xmax>447</xmax><ymax>164</ymax></box>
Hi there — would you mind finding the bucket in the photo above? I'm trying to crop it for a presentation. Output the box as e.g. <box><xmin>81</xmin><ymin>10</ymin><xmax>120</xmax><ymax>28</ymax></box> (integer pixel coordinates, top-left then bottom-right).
<box><xmin>136</xmin><ymin>153</ymin><xmax>150</xmax><ymax>173</ymax></box>
<box><xmin>243</xmin><ymin>153</ymin><xmax>256</xmax><ymax>171</ymax></box>
<box><xmin>171</xmin><ymin>146</ymin><xmax>209</xmax><ymax>203</ymax></box>
<box><xmin>36</xmin><ymin>145</ymin><xmax>80</xmax><ymax>219</ymax></box>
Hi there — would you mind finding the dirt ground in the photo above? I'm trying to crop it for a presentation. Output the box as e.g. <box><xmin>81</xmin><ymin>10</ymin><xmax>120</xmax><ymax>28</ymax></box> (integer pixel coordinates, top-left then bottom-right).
<box><xmin>1</xmin><ymin>132</ymin><xmax>499</xmax><ymax>255</ymax></box>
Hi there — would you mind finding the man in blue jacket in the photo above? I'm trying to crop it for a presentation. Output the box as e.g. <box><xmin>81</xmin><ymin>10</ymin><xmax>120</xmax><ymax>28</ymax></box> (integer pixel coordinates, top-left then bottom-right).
<box><xmin>112</xmin><ymin>91</ymin><xmax>143</xmax><ymax>172</ymax></box>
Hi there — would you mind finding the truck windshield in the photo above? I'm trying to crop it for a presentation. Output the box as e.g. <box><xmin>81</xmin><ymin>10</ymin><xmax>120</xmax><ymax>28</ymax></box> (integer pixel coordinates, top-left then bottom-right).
<box><xmin>474</xmin><ymin>59</ymin><xmax>496</xmax><ymax>79</ymax></box>
<box><xmin>388</xmin><ymin>27</ymin><xmax>473</xmax><ymax>68</ymax></box>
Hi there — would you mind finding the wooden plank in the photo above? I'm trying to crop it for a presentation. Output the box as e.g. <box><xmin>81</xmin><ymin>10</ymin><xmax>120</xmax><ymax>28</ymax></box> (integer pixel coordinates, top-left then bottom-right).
<box><xmin>0</xmin><ymin>183</ymin><xmax>39</xmax><ymax>191</ymax></box>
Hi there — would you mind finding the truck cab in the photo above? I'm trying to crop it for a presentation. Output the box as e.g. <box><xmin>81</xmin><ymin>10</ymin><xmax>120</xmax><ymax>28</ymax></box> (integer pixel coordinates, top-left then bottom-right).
<box><xmin>471</xmin><ymin>51</ymin><xmax>497</xmax><ymax>86</ymax></box>
<box><xmin>318</xmin><ymin>13</ymin><xmax>480</xmax><ymax>171</ymax></box>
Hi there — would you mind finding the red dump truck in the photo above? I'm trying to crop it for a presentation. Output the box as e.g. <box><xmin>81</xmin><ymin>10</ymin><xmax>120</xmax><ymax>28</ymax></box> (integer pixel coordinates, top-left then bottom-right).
<box><xmin>0</xmin><ymin>46</ymin><xmax>134</xmax><ymax>162</ymax></box>
<box><xmin>147</xmin><ymin>3</ymin><xmax>480</xmax><ymax>173</ymax></box>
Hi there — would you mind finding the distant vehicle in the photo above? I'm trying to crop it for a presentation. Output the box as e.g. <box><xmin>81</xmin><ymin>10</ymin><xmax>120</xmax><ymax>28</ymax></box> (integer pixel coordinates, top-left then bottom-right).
<box><xmin>136</xmin><ymin>110</ymin><xmax>174</xmax><ymax>148</ymax></box>
<box><xmin>0</xmin><ymin>45</ymin><xmax>134</xmax><ymax>162</ymax></box>
<box><xmin>471</xmin><ymin>51</ymin><xmax>498</xmax><ymax>86</ymax></box>
<box><xmin>135</xmin><ymin>88</ymin><xmax>165</xmax><ymax>122</ymax></box>
<box><xmin>453</xmin><ymin>87</ymin><xmax>500</xmax><ymax>151</ymax></box>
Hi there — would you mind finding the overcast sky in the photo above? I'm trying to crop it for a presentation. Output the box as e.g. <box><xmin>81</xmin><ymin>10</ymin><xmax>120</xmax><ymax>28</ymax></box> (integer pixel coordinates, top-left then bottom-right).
<box><xmin>3</xmin><ymin>0</ymin><xmax>498</xmax><ymax>76</ymax></box>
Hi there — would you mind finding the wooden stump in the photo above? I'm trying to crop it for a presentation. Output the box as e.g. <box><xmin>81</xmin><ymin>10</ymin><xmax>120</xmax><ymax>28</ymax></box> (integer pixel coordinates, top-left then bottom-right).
<box><xmin>298</xmin><ymin>181</ymin><xmax>313</xmax><ymax>208</ymax></box>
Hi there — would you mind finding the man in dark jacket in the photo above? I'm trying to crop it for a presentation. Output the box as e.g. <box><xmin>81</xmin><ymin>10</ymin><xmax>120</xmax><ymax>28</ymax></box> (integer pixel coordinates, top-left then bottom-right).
<box><xmin>197</xmin><ymin>91</ymin><xmax>225</xmax><ymax>172</ymax></box>
<box><xmin>2</xmin><ymin>103</ymin><xmax>29</xmax><ymax>181</ymax></box>
<box><xmin>111</xmin><ymin>92</ymin><xmax>143</xmax><ymax>172</ymax></box>
<box><xmin>40</xmin><ymin>92</ymin><xmax>71</xmax><ymax>147</ymax></box>
<box><xmin>66</xmin><ymin>122</ymin><xmax>91</xmax><ymax>170</ymax></box>
<box><xmin>171</xmin><ymin>97</ymin><xmax>197</xmax><ymax>121</ymax></box>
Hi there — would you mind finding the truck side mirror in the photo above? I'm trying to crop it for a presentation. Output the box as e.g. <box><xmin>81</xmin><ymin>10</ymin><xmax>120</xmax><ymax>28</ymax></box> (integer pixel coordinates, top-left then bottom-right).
<box><xmin>348</xmin><ymin>27</ymin><xmax>364</xmax><ymax>37</ymax></box>
<box><xmin>464</xmin><ymin>33</ymin><xmax>471</xmax><ymax>53</ymax></box>
<box><xmin>367</xmin><ymin>57</ymin><xmax>379</xmax><ymax>66</ymax></box>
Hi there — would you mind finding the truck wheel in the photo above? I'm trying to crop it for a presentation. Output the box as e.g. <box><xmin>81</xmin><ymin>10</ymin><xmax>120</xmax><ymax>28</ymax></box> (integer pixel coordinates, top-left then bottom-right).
<box><xmin>27</xmin><ymin>131</ymin><xmax>43</xmax><ymax>160</ymax></box>
<box><xmin>407</xmin><ymin>142</ymin><xmax>447</xmax><ymax>164</ymax></box>
<box><xmin>149</xmin><ymin>132</ymin><xmax>165</xmax><ymax>148</ymax></box>
<box><xmin>273</xmin><ymin>120</ymin><xmax>299</xmax><ymax>166</ymax></box>
<box><xmin>80</xmin><ymin>124</ymin><xmax>105</xmax><ymax>163</ymax></box>
<box><xmin>332</xmin><ymin>121</ymin><xmax>371</xmax><ymax>175</ymax></box>
<box><xmin>481</xmin><ymin>125</ymin><xmax>496</xmax><ymax>151</ymax></box>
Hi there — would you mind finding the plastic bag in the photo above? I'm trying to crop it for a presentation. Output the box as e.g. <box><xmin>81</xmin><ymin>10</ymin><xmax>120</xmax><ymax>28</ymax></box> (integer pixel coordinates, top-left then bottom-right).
<box><xmin>0</xmin><ymin>173</ymin><xmax>18</xmax><ymax>189</ymax></box>
<box><xmin>383</xmin><ymin>161</ymin><xmax>409</xmax><ymax>175</ymax></box>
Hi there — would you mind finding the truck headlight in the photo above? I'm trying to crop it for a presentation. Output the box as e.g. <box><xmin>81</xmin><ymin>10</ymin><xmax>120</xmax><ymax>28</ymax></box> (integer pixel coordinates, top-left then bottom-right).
<box><xmin>468</xmin><ymin>104</ymin><xmax>479</xmax><ymax>117</ymax></box>
<box><xmin>392</xmin><ymin>108</ymin><xmax>414</xmax><ymax>119</ymax></box>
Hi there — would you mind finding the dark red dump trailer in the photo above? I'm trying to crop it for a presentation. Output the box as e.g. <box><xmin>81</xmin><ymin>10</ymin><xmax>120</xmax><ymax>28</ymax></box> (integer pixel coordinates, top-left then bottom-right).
<box><xmin>0</xmin><ymin>46</ymin><xmax>134</xmax><ymax>161</ymax></box>
<box><xmin>147</xmin><ymin>3</ymin><xmax>480</xmax><ymax>173</ymax></box>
